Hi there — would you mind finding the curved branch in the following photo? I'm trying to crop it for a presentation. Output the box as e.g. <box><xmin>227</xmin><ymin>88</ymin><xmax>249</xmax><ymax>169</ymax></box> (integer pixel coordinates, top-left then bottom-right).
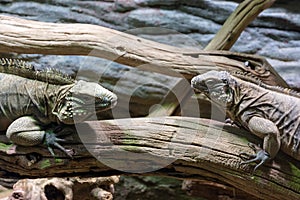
<box><xmin>0</xmin><ymin>15</ymin><xmax>286</xmax><ymax>87</ymax></box>
<box><xmin>0</xmin><ymin>117</ymin><xmax>299</xmax><ymax>199</ymax></box>
<box><xmin>205</xmin><ymin>0</ymin><xmax>276</xmax><ymax>50</ymax></box>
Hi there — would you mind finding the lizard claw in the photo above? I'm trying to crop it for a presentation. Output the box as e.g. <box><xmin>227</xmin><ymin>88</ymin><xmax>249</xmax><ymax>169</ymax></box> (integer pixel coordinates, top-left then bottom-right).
<box><xmin>239</xmin><ymin>143</ymin><xmax>270</xmax><ymax>174</ymax></box>
<box><xmin>224</xmin><ymin>118</ymin><xmax>234</xmax><ymax>125</ymax></box>
<box><xmin>45</xmin><ymin>132</ymin><xmax>73</xmax><ymax>158</ymax></box>
<box><xmin>240</xmin><ymin>150</ymin><xmax>270</xmax><ymax>173</ymax></box>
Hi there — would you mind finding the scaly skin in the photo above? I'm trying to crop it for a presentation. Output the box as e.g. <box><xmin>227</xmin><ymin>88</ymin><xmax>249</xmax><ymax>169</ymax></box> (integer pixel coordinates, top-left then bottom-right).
<box><xmin>0</xmin><ymin>59</ymin><xmax>117</xmax><ymax>157</ymax></box>
<box><xmin>191</xmin><ymin>71</ymin><xmax>300</xmax><ymax>172</ymax></box>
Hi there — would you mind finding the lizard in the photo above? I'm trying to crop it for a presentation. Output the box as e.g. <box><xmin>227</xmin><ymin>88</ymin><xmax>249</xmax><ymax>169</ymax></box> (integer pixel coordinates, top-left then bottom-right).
<box><xmin>191</xmin><ymin>70</ymin><xmax>300</xmax><ymax>172</ymax></box>
<box><xmin>0</xmin><ymin>58</ymin><xmax>118</xmax><ymax>157</ymax></box>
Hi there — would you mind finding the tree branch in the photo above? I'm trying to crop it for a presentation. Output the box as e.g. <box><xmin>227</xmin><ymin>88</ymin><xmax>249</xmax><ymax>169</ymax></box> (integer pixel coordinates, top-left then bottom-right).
<box><xmin>205</xmin><ymin>0</ymin><xmax>276</xmax><ymax>50</ymax></box>
<box><xmin>0</xmin><ymin>8</ymin><xmax>297</xmax><ymax>199</ymax></box>
<box><xmin>0</xmin><ymin>15</ymin><xmax>286</xmax><ymax>87</ymax></box>
<box><xmin>0</xmin><ymin>117</ymin><xmax>299</xmax><ymax>199</ymax></box>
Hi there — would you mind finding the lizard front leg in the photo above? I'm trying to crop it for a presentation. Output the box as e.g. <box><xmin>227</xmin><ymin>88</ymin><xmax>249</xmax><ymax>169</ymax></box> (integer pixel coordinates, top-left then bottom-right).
<box><xmin>6</xmin><ymin>116</ymin><xmax>72</xmax><ymax>157</ymax></box>
<box><xmin>240</xmin><ymin>116</ymin><xmax>281</xmax><ymax>172</ymax></box>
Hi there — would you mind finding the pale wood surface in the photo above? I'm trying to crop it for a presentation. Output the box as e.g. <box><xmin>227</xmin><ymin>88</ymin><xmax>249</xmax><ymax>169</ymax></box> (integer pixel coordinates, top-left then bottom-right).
<box><xmin>0</xmin><ymin>15</ymin><xmax>287</xmax><ymax>87</ymax></box>
<box><xmin>0</xmin><ymin>4</ymin><xmax>297</xmax><ymax>199</ymax></box>
<box><xmin>0</xmin><ymin>117</ymin><xmax>299</xmax><ymax>199</ymax></box>
<box><xmin>205</xmin><ymin>0</ymin><xmax>276</xmax><ymax>50</ymax></box>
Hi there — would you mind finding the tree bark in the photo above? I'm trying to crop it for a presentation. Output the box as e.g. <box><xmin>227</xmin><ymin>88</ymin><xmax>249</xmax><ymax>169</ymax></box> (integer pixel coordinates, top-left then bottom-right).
<box><xmin>0</xmin><ymin>4</ymin><xmax>296</xmax><ymax>199</ymax></box>
<box><xmin>187</xmin><ymin>1</ymin><xmax>277</xmax><ymax>197</ymax></box>
<box><xmin>0</xmin><ymin>15</ymin><xmax>286</xmax><ymax>87</ymax></box>
<box><xmin>0</xmin><ymin>117</ymin><xmax>299</xmax><ymax>200</ymax></box>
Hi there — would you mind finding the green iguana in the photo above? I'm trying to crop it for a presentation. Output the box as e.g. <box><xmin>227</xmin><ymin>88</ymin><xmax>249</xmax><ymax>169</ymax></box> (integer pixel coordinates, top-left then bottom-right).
<box><xmin>191</xmin><ymin>70</ymin><xmax>300</xmax><ymax>172</ymax></box>
<box><xmin>0</xmin><ymin>58</ymin><xmax>117</xmax><ymax>157</ymax></box>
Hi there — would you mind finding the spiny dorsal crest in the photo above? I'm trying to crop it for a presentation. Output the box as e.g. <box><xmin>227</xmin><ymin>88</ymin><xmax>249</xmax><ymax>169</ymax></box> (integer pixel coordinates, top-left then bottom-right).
<box><xmin>0</xmin><ymin>58</ymin><xmax>74</xmax><ymax>85</ymax></box>
<box><xmin>232</xmin><ymin>71</ymin><xmax>300</xmax><ymax>98</ymax></box>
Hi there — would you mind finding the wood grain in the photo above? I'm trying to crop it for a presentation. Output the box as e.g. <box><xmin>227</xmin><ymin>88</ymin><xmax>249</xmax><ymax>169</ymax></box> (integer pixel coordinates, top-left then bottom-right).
<box><xmin>0</xmin><ymin>117</ymin><xmax>299</xmax><ymax>199</ymax></box>
<box><xmin>0</xmin><ymin>15</ymin><xmax>287</xmax><ymax>86</ymax></box>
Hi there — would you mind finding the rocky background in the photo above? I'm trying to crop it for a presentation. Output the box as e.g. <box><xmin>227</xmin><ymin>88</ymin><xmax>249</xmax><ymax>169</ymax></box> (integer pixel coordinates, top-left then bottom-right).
<box><xmin>0</xmin><ymin>0</ymin><xmax>299</xmax><ymax>88</ymax></box>
<box><xmin>0</xmin><ymin>0</ymin><xmax>299</xmax><ymax>199</ymax></box>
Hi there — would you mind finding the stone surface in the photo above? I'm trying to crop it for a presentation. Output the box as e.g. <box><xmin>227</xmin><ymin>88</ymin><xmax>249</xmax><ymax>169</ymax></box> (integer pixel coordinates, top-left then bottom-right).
<box><xmin>0</xmin><ymin>0</ymin><xmax>299</xmax><ymax>89</ymax></box>
<box><xmin>0</xmin><ymin>0</ymin><xmax>299</xmax><ymax>199</ymax></box>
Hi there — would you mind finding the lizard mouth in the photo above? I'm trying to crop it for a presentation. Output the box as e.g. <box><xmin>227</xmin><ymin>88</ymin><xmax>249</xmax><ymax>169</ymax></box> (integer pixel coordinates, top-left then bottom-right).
<box><xmin>191</xmin><ymin>78</ymin><xmax>233</xmax><ymax>106</ymax></box>
<box><xmin>55</xmin><ymin>93</ymin><xmax>117</xmax><ymax>124</ymax></box>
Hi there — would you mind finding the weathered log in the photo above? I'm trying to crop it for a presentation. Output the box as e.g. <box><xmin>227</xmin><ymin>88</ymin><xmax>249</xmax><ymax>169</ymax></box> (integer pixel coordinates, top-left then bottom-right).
<box><xmin>187</xmin><ymin>1</ymin><xmax>278</xmax><ymax>197</ymax></box>
<box><xmin>0</xmin><ymin>13</ymin><xmax>289</xmax><ymax>121</ymax></box>
<box><xmin>0</xmin><ymin>15</ymin><xmax>287</xmax><ymax>87</ymax></box>
<box><xmin>0</xmin><ymin>117</ymin><xmax>299</xmax><ymax>200</ymax></box>
<box><xmin>0</xmin><ymin>4</ymin><xmax>293</xmax><ymax>197</ymax></box>
<box><xmin>0</xmin><ymin>13</ymin><xmax>289</xmax><ymax>120</ymax></box>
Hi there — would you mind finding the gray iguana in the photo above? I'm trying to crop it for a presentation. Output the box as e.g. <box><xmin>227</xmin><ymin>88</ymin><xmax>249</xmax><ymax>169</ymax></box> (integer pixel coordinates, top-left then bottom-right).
<box><xmin>191</xmin><ymin>70</ymin><xmax>300</xmax><ymax>172</ymax></box>
<box><xmin>0</xmin><ymin>58</ymin><xmax>117</xmax><ymax>157</ymax></box>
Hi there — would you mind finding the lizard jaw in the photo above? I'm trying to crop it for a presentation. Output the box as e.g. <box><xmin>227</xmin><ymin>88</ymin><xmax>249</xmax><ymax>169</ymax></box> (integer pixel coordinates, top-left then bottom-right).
<box><xmin>54</xmin><ymin>94</ymin><xmax>117</xmax><ymax>124</ymax></box>
<box><xmin>52</xmin><ymin>80</ymin><xmax>118</xmax><ymax>124</ymax></box>
<box><xmin>191</xmin><ymin>74</ymin><xmax>234</xmax><ymax>106</ymax></box>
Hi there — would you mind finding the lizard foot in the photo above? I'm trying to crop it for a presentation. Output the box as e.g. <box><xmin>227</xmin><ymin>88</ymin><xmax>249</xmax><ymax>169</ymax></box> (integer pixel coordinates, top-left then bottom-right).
<box><xmin>239</xmin><ymin>143</ymin><xmax>270</xmax><ymax>173</ymax></box>
<box><xmin>44</xmin><ymin>128</ymin><xmax>74</xmax><ymax>158</ymax></box>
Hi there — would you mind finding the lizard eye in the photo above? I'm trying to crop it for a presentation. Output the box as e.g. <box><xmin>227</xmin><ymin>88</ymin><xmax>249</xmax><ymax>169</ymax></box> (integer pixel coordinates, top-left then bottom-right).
<box><xmin>205</xmin><ymin>79</ymin><xmax>216</xmax><ymax>86</ymax></box>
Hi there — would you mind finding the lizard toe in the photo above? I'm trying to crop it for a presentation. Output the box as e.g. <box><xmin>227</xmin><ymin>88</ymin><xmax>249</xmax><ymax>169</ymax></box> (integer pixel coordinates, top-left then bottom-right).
<box><xmin>240</xmin><ymin>149</ymin><xmax>270</xmax><ymax>174</ymax></box>
<box><xmin>44</xmin><ymin>132</ymin><xmax>73</xmax><ymax>158</ymax></box>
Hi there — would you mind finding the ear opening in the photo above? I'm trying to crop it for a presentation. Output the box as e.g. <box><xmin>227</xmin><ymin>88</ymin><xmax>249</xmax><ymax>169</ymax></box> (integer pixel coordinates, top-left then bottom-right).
<box><xmin>232</xmin><ymin>79</ymin><xmax>240</xmax><ymax>105</ymax></box>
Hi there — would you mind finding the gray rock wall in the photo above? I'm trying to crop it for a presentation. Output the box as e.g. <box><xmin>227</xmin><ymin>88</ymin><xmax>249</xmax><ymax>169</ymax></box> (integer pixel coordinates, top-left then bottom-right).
<box><xmin>0</xmin><ymin>0</ymin><xmax>299</xmax><ymax>88</ymax></box>
<box><xmin>0</xmin><ymin>1</ymin><xmax>299</xmax><ymax>199</ymax></box>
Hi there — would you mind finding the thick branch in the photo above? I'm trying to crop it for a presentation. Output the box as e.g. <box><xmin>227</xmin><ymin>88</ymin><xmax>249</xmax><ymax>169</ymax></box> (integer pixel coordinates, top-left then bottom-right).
<box><xmin>150</xmin><ymin>0</ymin><xmax>276</xmax><ymax>117</ymax></box>
<box><xmin>0</xmin><ymin>15</ymin><xmax>286</xmax><ymax>87</ymax></box>
<box><xmin>0</xmin><ymin>117</ymin><xmax>299</xmax><ymax>199</ymax></box>
<box><xmin>205</xmin><ymin>0</ymin><xmax>276</xmax><ymax>50</ymax></box>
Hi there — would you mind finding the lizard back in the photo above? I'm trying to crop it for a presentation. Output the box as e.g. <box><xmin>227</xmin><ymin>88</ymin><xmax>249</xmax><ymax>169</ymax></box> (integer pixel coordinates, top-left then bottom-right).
<box><xmin>0</xmin><ymin>58</ymin><xmax>74</xmax><ymax>85</ymax></box>
<box><xmin>232</xmin><ymin>77</ymin><xmax>300</xmax><ymax>160</ymax></box>
<box><xmin>233</xmin><ymin>71</ymin><xmax>300</xmax><ymax>99</ymax></box>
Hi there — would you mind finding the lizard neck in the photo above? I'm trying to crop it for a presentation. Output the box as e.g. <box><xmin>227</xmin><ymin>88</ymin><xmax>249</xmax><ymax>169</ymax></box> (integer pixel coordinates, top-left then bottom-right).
<box><xmin>22</xmin><ymin>81</ymin><xmax>60</xmax><ymax>124</ymax></box>
<box><xmin>229</xmin><ymin>78</ymin><xmax>269</xmax><ymax>122</ymax></box>
<box><xmin>44</xmin><ymin>83</ymin><xmax>74</xmax><ymax>123</ymax></box>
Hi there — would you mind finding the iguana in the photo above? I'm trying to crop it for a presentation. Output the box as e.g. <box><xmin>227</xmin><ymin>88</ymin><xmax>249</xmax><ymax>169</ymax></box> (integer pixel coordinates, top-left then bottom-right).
<box><xmin>191</xmin><ymin>70</ymin><xmax>300</xmax><ymax>172</ymax></box>
<box><xmin>0</xmin><ymin>58</ymin><xmax>117</xmax><ymax>157</ymax></box>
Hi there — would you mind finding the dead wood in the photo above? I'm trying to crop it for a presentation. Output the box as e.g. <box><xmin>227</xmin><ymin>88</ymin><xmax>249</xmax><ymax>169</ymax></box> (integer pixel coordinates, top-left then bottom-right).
<box><xmin>187</xmin><ymin>1</ymin><xmax>278</xmax><ymax>196</ymax></box>
<box><xmin>0</xmin><ymin>4</ymin><xmax>297</xmax><ymax>199</ymax></box>
<box><xmin>205</xmin><ymin>0</ymin><xmax>276</xmax><ymax>50</ymax></box>
<box><xmin>0</xmin><ymin>117</ymin><xmax>299</xmax><ymax>200</ymax></box>
<box><xmin>0</xmin><ymin>14</ymin><xmax>286</xmax><ymax>87</ymax></box>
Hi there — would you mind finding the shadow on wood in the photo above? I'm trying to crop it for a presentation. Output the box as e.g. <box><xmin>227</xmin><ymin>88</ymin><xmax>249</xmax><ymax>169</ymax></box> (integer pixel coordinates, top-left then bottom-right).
<box><xmin>0</xmin><ymin>117</ymin><xmax>299</xmax><ymax>199</ymax></box>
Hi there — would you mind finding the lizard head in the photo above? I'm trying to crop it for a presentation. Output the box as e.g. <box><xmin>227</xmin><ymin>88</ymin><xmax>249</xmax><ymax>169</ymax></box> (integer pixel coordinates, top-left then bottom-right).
<box><xmin>191</xmin><ymin>71</ymin><xmax>238</xmax><ymax>107</ymax></box>
<box><xmin>52</xmin><ymin>80</ymin><xmax>117</xmax><ymax>124</ymax></box>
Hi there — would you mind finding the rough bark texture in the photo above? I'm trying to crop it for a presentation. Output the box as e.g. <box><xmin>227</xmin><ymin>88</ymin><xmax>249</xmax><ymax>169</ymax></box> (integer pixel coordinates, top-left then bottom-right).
<box><xmin>0</xmin><ymin>14</ymin><xmax>286</xmax><ymax>86</ymax></box>
<box><xmin>0</xmin><ymin>0</ymin><xmax>299</xmax><ymax>88</ymax></box>
<box><xmin>205</xmin><ymin>0</ymin><xmax>276</xmax><ymax>50</ymax></box>
<box><xmin>0</xmin><ymin>0</ymin><xmax>299</xmax><ymax>199</ymax></box>
<box><xmin>0</xmin><ymin>117</ymin><xmax>299</xmax><ymax>199</ymax></box>
<box><xmin>0</xmin><ymin>14</ymin><xmax>289</xmax><ymax>121</ymax></box>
